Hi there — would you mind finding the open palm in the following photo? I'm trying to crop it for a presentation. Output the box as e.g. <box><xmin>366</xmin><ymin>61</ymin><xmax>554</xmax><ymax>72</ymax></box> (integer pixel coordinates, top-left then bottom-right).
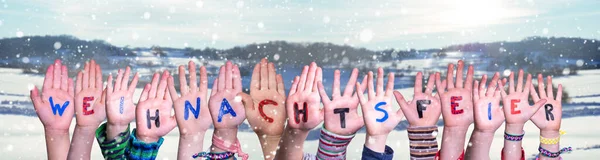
<box><xmin>74</xmin><ymin>60</ymin><xmax>106</xmax><ymax>127</ymax></box>
<box><xmin>169</xmin><ymin>61</ymin><xmax>212</xmax><ymax>136</ymax></box>
<box><xmin>530</xmin><ymin>74</ymin><xmax>562</xmax><ymax>131</ymax></box>
<box><xmin>500</xmin><ymin>70</ymin><xmax>546</xmax><ymax>125</ymax></box>
<box><xmin>135</xmin><ymin>71</ymin><xmax>177</xmax><ymax>142</ymax></box>
<box><xmin>472</xmin><ymin>73</ymin><xmax>505</xmax><ymax>133</ymax></box>
<box><xmin>318</xmin><ymin>68</ymin><xmax>367</xmax><ymax>135</ymax></box>
<box><xmin>436</xmin><ymin>60</ymin><xmax>474</xmax><ymax>127</ymax></box>
<box><xmin>208</xmin><ymin>61</ymin><xmax>246</xmax><ymax>129</ymax></box>
<box><xmin>357</xmin><ymin>68</ymin><xmax>402</xmax><ymax>136</ymax></box>
<box><xmin>106</xmin><ymin>67</ymin><xmax>138</xmax><ymax>127</ymax></box>
<box><xmin>395</xmin><ymin>72</ymin><xmax>441</xmax><ymax>127</ymax></box>
<box><xmin>30</xmin><ymin>59</ymin><xmax>75</xmax><ymax>130</ymax></box>
<box><xmin>285</xmin><ymin>62</ymin><xmax>323</xmax><ymax>131</ymax></box>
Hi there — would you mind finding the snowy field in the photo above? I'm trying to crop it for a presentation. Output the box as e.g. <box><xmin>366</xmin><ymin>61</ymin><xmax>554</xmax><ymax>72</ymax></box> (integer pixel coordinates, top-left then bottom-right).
<box><xmin>1</xmin><ymin>115</ymin><xmax>599</xmax><ymax>159</ymax></box>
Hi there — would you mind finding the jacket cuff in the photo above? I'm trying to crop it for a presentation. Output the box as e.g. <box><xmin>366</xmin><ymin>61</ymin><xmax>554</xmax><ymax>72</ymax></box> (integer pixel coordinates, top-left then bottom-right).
<box><xmin>128</xmin><ymin>128</ymin><xmax>164</xmax><ymax>160</ymax></box>
<box><xmin>361</xmin><ymin>145</ymin><xmax>394</xmax><ymax>160</ymax></box>
<box><xmin>95</xmin><ymin>122</ymin><xmax>131</xmax><ymax>160</ymax></box>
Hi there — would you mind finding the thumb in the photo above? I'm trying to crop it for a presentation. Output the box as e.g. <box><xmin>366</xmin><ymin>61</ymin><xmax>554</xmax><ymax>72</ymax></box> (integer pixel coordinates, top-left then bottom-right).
<box><xmin>393</xmin><ymin>91</ymin><xmax>410</xmax><ymax>112</ymax></box>
<box><xmin>30</xmin><ymin>86</ymin><xmax>43</xmax><ymax>109</ymax></box>
<box><xmin>530</xmin><ymin>99</ymin><xmax>547</xmax><ymax>115</ymax></box>
<box><xmin>237</xmin><ymin>92</ymin><xmax>254</xmax><ymax>110</ymax></box>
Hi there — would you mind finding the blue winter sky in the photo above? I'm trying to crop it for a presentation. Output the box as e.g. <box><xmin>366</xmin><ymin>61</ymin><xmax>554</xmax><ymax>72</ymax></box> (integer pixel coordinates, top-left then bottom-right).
<box><xmin>0</xmin><ymin>0</ymin><xmax>599</xmax><ymax>50</ymax></box>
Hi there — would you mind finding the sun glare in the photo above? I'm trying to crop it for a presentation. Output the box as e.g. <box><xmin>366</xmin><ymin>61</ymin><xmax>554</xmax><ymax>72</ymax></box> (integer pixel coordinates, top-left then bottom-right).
<box><xmin>442</xmin><ymin>0</ymin><xmax>505</xmax><ymax>27</ymax></box>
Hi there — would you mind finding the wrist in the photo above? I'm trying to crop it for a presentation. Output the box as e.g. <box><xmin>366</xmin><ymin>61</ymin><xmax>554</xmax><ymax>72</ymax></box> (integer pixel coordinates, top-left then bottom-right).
<box><xmin>213</xmin><ymin>128</ymin><xmax>239</xmax><ymax>142</ymax></box>
<box><xmin>75</xmin><ymin>124</ymin><xmax>99</xmax><ymax>133</ymax></box>
<box><xmin>44</xmin><ymin>128</ymin><xmax>69</xmax><ymax>136</ymax></box>
<box><xmin>136</xmin><ymin>132</ymin><xmax>160</xmax><ymax>143</ymax></box>
<box><xmin>505</xmin><ymin>123</ymin><xmax>525</xmax><ymax>134</ymax></box>
<box><xmin>540</xmin><ymin>130</ymin><xmax>560</xmax><ymax>137</ymax></box>
<box><xmin>365</xmin><ymin>134</ymin><xmax>388</xmax><ymax>153</ymax></box>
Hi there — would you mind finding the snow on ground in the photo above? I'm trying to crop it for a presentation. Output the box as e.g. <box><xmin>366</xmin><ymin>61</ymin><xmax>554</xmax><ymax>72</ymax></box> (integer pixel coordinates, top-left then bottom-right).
<box><xmin>0</xmin><ymin>115</ymin><xmax>598</xmax><ymax>159</ymax></box>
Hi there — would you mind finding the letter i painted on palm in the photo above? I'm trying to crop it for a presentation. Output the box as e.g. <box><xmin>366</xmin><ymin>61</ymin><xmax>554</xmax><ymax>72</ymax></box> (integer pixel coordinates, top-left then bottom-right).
<box><xmin>487</xmin><ymin>103</ymin><xmax>492</xmax><ymax>120</ymax></box>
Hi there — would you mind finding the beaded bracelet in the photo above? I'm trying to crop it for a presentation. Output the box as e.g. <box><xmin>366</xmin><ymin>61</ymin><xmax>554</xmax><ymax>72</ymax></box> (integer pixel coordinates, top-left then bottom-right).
<box><xmin>192</xmin><ymin>151</ymin><xmax>234</xmax><ymax>159</ymax></box>
<box><xmin>504</xmin><ymin>131</ymin><xmax>524</xmax><ymax>141</ymax></box>
<box><xmin>538</xmin><ymin>146</ymin><xmax>572</xmax><ymax>158</ymax></box>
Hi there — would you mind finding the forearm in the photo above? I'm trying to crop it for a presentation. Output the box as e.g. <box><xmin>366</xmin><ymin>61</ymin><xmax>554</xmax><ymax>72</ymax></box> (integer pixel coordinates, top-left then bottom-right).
<box><xmin>106</xmin><ymin>123</ymin><xmax>129</xmax><ymax>141</ymax></box>
<box><xmin>365</xmin><ymin>134</ymin><xmax>388</xmax><ymax>153</ymax></box>
<box><xmin>440</xmin><ymin>126</ymin><xmax>468</xmax><ymax>159</ymax></box>
<box><xmin>68</xmin><ymin>125</ymin><xmax>99</xmax><ymax>160</ymax></box>
<box><xmin>274</xmin><ymin>127</ymin><xmax>309</xmax><ymax>160</ymax></box>
<box><xmin>44</xmin><ymin>128</ymin><xmax>71</xmax><ymax>160</ymax></box>
<box><xmin>465</xmin><ymin>130</ymin><xmax>494</xmax><ymax>160</ymax></box>
<box><xmin>503</xmin><ymin>124</ymin><xmax>524</xmax><ymax>159</ymax></box>
<box><xmin>538</xmin><ymin>130</ymin><xmax>560</xmax><ymax>160</ymax></box>
<box><xmin>258</xmin><ymin>135</ymin><xmax>281</xmax><ymax>160</ymax></box>
<box><xmin>177</xmin><ymin>132</ymin><xmax>206</xmax><ymax>160</ymax></box>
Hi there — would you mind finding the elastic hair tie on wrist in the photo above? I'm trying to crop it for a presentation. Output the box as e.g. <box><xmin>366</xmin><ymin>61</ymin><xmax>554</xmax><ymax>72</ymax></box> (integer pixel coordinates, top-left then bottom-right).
<box><xmin>504</xmin><ymin>131</ymin><xmax>525</xmax><ymax>141</ymax></box>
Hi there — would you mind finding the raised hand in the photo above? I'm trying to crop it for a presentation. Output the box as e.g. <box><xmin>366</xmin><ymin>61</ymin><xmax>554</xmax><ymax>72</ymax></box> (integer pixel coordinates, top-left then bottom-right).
<box><xmin>317</xmin><ymin>68</ymin><xmax>367</xmax><ymax>135</ymax></box>
<box><xmin>530</xmin><ymin>74</ymin><xmax>562</xmax><ymax>132</ymax></box>
<box><xmin>499</xmin><ymin>70</ymin><xmax>546</xmax><ymax>127</ymax></box>
<box><xmin>136</xmin><ymin>71</ymin><xmax>177</xmax><ymax>143</ymax></box>
<box><xmin>105</xmin><ymin>67</ymin><xmax>139</xmax><ymax>139</ymax></box>
<box><xmin>357</xmin><ymin>67</ymin><xmax>401</xmax><ymax>152</ymax></box>
<box><xmin>74</xmin><ymin>59</ymin><xmax>106</xmax><ymax>127</ymax></box>
<box><xmin>285</xmin><ymin>62</ymin><xmax>323</xmax><ymax>130</ymax></box>
<box><xmin>394</xmin><ymin>72</ymin><xmax>441</xmax><ymax>127</ymax></box>
<box><xmin>30</xmin><ymin>59</ymin><xmax>74</xmax><ymax>159</ymax></box>
<box><xmin>208</xmin><ymin>61</ymin><xmax>246</xmax><ymax>129</ymax></box>
<box><xmin>168</xmin><ymin>61</ymin><xmax>212</xmax><ymax>159</ymax></box>
<box><xmin>239</xmin><ymin>58</ymin><xmax>286</xmax><ymax>160</ymax></box>
<box><xmin>472</xmin><ymin>73</ymin><xmax>504</xmax><ymax>132</ymax></box>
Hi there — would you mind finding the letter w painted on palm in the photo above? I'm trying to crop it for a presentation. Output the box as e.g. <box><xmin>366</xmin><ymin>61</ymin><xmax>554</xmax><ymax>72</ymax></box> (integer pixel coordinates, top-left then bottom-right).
<box><xmin>184</xmin><ymin>97</ymin><xmax>201</xmax><ymax>120</ymax></box>
<box><xmin>49</xmin><ymin>97</ymin><xmax>69</xmax><ymax>116</ymax></box>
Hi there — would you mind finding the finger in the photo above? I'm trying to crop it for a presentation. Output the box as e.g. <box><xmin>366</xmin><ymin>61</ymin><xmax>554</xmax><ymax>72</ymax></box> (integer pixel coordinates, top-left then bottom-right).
<box><xmin>30</xmin><ymin>86</ymin><xmax>42</xmax><ymax>108</ymax></box>
<box><xmin>508</xmin><ymin>71</ymin><xmax>515</xmax><ymax>94</ymax></box>
<box><xmin>107</xmin><ymin>74</ymin><xmax>114</xmax><ymax>95</ymax></box>
<box><xmin>424</xmin><ymin>73</ymin><xmax>435</xmax><ymax>95</ymax></box>
<box><xmin>149</xmin><ymin>73</ymin><xmax>160</xmax><ymax>98</ymax></box>
<box><xmin>60</xmin><ymin>66</ymin><xmax>68</xmax><ymax>92</ymax></box>
<box><xmin>523</xmin><ymin>74</ymin><xmax>532</xmax><ymax>94</ymax></box>
<box><xmin>43</xmin><ymin>64</ymin><xmax>54</xmax><ymax>92</ymax></box>
<box><xmin>530</xmin><ymin>83</ymin><xmax>540</xmax><ymax>102</ymax></box>
<box><xmin>67</xmin><ymin>78</ymin><xmax>74</xmax><ymax>97</ymax></box>
<box><xmin>225</xmin><ymin>61</ymin><xmax>233</xmax><ymax>89</ymax></box>
<box><xmin>298</xmin><ymin>65</ymin><xmax>308</xmax><ymax>92</ymax></box>
<box><xmin>82</xmin><ymin>62</ymin><xmax>89</xmax><ymax>89</ymax></box>
<box><xmin>556</xmin><ymin>84</ymin><xmax>563</xmax><ymax>102</ymax></box>
<box><xmin>199</xmin><ymin>66</ymin><xmax>208</xmax><ymax>93</ymax></box>
<box><xmin>446</xmin><ymin>63</ymin><xmax>455</xmax><ymax>89</ymax></box>
<box><xmin>356</xmin><ymin>82</ymin><xmax>366</xmax><ymax>104</ymax></box>
<box><xmin>128</xmin><ymin>73</ymin><xmax>139</xmax><ymax>93</ymax></box>
<box><xmin>516</xmin><ymin>69</ymin><xmax>524</xmax><ymax>93</ymax></box>
<box><xmin>317</xmin><ymin>81</ymin><xmax>331</xmax><ymax>106</ymax></box>
<box><xmin>486</xmin><ymin>72</ymin><xmax>500</xmax><ymax>97</ymax></box>
<box><xmin>376</xmin><ymin>68</ymin><xmax>384</xmax><ymax>96</ymax></box>
<box><xmin>95</xmin><ymin>65</ymin><xmax>102</xmax><ymax>89</ymax></box>
<box><xmin>139</xmin><ymin>84</ymin><xmax>151</xmax><ymax>102</ymax></box>
<box><xmin>167</xmin><ymin>76</ymin><xmax>179</xmax><ymax>101</ymax></box>
<box><xmin>114</xmin><ymin>69</ymin><xmax>124</xmax><ymax>91</ymax></box>
<box><xmin>76</xmin><ymin>72</ymin><xmax>83</xmax><ymax>93</ymax></box>
<box><xmin>473</xmin><ymin>80</ymin><xmax>480</xmax><ymax>101</ymax></box>
<box><xmin>456</xmin><ymin>60</ymin><xmax>464</xmax><ymax>88</ymax></box>
<box><xmin>156</xmin><ymin>71</ymin><xmax>169</xmax><ymax>99</ymax></box>
<box><xmin>268</xmin><ymin>62</ymin><xmax>277</xmax><ymax>90</ymax></box>
<box><xmin>498</xmin><ymin>81</ymin><xmax>508</xmax><ymax>98</ymax></box>
<box><xmin>333</xmin><ymin>70</ymin><xmax>342</xmax><ymax>98</ymax></box>
<box><xmin>312</xmin><ymin>67</ymin><xmax>322</xmax><ymax>92</ymax></box>
<box><xmin>289</xmin><ymin>76</ymin><xmax>299</xmax><ymax>95</ymax></box>
<box><xmin>178</xmin><ymin>65</ymin><xmax>189</xmax><ymax>95</ymax></box>
<box><xmin>305</xmin><ymin>62</ymin><xmax>318</xmax><ymax>91</ymax></box>
<box><xmin>238</xmin><ymin>92</ymin><xmax>254</xmax><ymax>110</ymax></box>
<box><xmin>233</xmin><ymin>65</ymin><xmax>242</xmax><ymax>91</ymax></box>
<box><xmin>352</xmin><ymin>75</ymin><xmax>368</xmax><ymax>98</ymax></box>
<box><xmin>546</xmin><ymin>76</ymin><xmax>554</xmax><ymax>100</ymax></box>
<box><xmin>53</xmin><ymin>59</ymin><xmax>61</xmax><ymax>89</ymax></box>
<box><xmin>415</xmin><ymin>72</ymin><xmax>423</xmax><ymax>94</ymax></box>
<box><xmin>211</xmin><ymin>79</ymin><xmax>218</xmax><ymax>96</ymax></box>
<box><xmin>494</xmin><ymin>86</ymin><xmax>502</xmax><ymax>101</ymax></box>
<box><xmin>343</xmin><ymin>68</ymin><xmax>359</xmax><ymax>97</ymax></box>
<box><xmin>367</xmin><ymin>71</ymin><xmax>375</xmax><ymax>99</ymax></box>
<box><xmin>464</xmin><ymin>65</ymin><xmax>474</xmax><ymax>90</ymax></box>
<box><xmin>100</xmin><ymin>88</ymin><xmax>107</xmax><ymax>104</ymax></box>
<box><xmin>189</xmin><ymin>61</ymin><xmax>198</xmax><ymax>92</ymax></box>
<box><xmin>537</xmin><ymin>74</ymin><xmax>547</xmax><ymax>99</ymax></box>
<box><xmin>435</xmin><ymin>72</ymin><xmax>445</xmax><ymax>94</ymax></box>
<box><xmin>251</xmin><ymin>62</ymin><xmax>260</xmax><ymax>91</ymax></box>
<box><xmin>260</xmin><ymin>58</ymin><xmax>268</xmax><ymax>90</ymax></box>
<box><xmin>89</xmin><ymin>60</ymin><xmax>96</xmax><ymax>88</ymax></box>
<box><xmin>531</xmin><ymin>99</ymin><xmax>547</xmax><ymax>113</ymax></box>
<box><xmin>479</xmin><ymin>74</ymin><xmax>487</xmax><ymax>98</ymax></box>
<box><xmin>218</xmin><ymin>66</ymin><xmax>226</xmax><ymax>90</ymax></box>
<box><xmin>385</xmin><ymin>72</ymin><xmax>395</xmax><ymax>96</ymax></box>
<box><xmin>277</xmin><ymin>74</ymin><xmax>285</xmax><ymax>95</ymax></box>
<box><xmin>393</xmin><ymin>91</ymin><xmax>410</xmax><ymax>110</ymax></box>
<box><xmin>121</xmin><ymin>67</ymin><xmax>131</xmax><ymax>91</ymax></box>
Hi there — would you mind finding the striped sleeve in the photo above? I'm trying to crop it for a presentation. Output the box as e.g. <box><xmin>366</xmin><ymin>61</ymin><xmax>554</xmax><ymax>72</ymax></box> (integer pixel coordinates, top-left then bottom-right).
<box><xmin>316</xmin><ymin>128</ymin><xmax>355</xmax><ymax>160</ymax></box>
<box><xmin>95</xmin><ymin>123</ymin><xmax>131</xmax><ymax>160</ymax></box>
<box><xmin>128</xmin><ymin>128</ymin><xmax>164</xmax><ymax>160</ymax></box>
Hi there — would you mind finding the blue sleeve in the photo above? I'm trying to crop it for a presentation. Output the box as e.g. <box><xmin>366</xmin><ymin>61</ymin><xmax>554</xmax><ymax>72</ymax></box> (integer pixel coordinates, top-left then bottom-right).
<box><xmin>361</xmin><ymin>145</ymin><xmax>394</xmax><ymax>160</ymax></box>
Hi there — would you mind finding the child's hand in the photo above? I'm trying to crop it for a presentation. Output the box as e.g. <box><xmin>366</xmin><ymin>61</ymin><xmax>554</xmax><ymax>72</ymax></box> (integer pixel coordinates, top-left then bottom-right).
<box><xmin>395</xmin><ymin>72</ymin><xmax>441</xmax><ymax>127</ymax></box>
<box><xmin>106</xmin><ymin>67</ymin><xmax>139</xmax><ymax>137</ymax></box>
<box><xmin>436</xmin><ymin>60</ymin><xmax>474</xmax><ymax>128</ymax></box>
<box><xmin>208</xmin><ymin>61</ymin><xmax>246</xmax><ymax>129</ymax></box>
<box><xmin>74</xmin><ymin>60</ymin><xmax>106</xmax><ymax>128</ymax></box>
<box><xmin>285</xmin><ymin>62</ymin><xmax>323</xmax><ymax>131</ymax></box>
<box><xmin>499</xmin><ymin>70</ymin><xmax>546</xmax><ymax>126</ymax></box>
<box><xmin>357</xmin><ymin>68</ymin><xmax>401</xmax><ymax>136</ymax></box>
<box><xmin>317</xmin><ymin>68</ymin><xmax>366</xmax><ymax>135</ymax></box>
<box><xmin>530</xmin><ymin>74</ymin><xmax>562</xmax><ymax>132</ymax></box>
<box><xmin>30</xmin><ymin>59</ymin><xmax>74</xmax><ymax>131</ymax></box>
<box><xmin>135</xmin><ymin>71</ymin><xmax>177</xmax><ymax>143</ymax></box>
<box><xmin>472</xmin><ymin>73</ymin><xmax>504</xmax><ymax>133</ymax></box>
<box><xmin>240</xmin><ymin>59</ymin><xmax>286</xmax><ymax>136</ymax></box>
<box><xmin>169</xmin><ymin>61</ymin><xmax>212</xmax><ymax>136</ymax></box>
